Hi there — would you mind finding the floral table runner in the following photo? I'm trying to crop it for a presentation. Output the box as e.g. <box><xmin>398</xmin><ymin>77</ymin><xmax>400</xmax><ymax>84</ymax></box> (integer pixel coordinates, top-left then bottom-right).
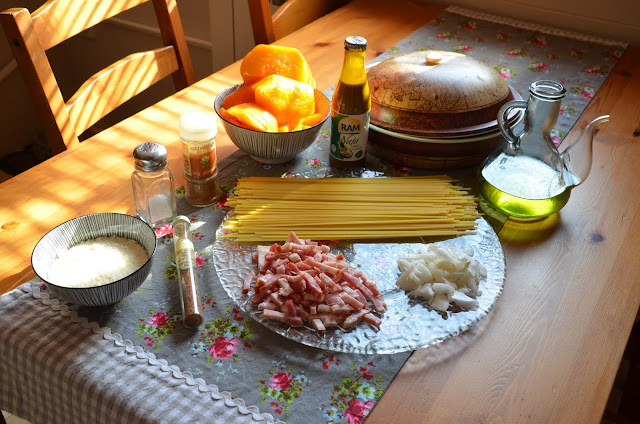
<box><xmin>30</xmin><ymin>8</ymin><xmax>626</xmax><ymax>424</ymax></box>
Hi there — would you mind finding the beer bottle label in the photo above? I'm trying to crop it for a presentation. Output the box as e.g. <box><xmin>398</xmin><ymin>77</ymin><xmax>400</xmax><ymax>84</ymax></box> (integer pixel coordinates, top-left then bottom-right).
<box><xmin>330</xmin><ymin>111</ymin><xmax>370</xmax><ymax>161</ymax></box>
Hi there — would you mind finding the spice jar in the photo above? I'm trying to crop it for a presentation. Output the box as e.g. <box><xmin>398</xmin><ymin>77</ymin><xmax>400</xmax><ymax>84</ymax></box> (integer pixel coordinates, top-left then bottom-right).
<box><xmin>179</xmin><ymin>110</ymin><xmax>220</xmax><ymax>207</ymax></box>
<box><xmin>131</xmin><ymin>142</ymin><xmax>177</xmax><ymax>227</ymax></box>
<box><xmin>172</xmin><ymin>215</ymin><xmax>203</xmax><ymax>328</ymax></box>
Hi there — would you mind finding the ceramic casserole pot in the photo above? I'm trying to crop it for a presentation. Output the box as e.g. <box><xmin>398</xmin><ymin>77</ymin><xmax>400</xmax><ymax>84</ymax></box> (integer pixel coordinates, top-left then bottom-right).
<box><xmin>367</xmin><ymin>51</ymin><xmax>522</xmax><ymax>169</ymax></box>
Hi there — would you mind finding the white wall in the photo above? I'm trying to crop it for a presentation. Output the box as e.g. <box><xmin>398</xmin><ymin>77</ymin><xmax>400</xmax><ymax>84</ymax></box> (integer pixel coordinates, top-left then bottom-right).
<box><xmin>425</xmin><ymin>0</ymin><xmax>640</xmax><ymax>46</ymax></box>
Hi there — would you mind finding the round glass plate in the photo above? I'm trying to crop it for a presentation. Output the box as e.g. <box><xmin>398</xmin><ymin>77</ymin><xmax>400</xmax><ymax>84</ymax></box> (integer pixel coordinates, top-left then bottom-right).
<box><xmin>213</xmin><ymin>217</ymin><xmax>505</xmax><ymax>354</ymax></box>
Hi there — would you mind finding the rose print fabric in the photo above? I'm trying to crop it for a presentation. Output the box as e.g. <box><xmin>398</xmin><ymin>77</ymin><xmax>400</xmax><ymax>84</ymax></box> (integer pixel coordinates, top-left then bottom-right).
<box><xmin>31</xmin><ymin>9</ymin><xmax>623</xmax><ymax>424</ymax></box>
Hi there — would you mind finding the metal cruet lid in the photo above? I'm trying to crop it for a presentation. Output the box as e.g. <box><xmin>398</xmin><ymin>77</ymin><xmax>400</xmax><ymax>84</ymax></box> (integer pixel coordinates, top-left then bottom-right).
<box><xmin>133</xmin><ymin>142</ymin><xmax>168</xmax><ymax>172</ymax></box>
<box><xmin>345</xmin><ymin>36</ymin><xmax>367</xmax><ymax>50</ymax></box>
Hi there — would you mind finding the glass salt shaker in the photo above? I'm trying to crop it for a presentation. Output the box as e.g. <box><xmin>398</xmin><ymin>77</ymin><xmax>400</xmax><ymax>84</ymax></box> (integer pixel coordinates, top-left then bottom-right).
<box><xmin>131</xmin><ymin>142</ymin><xmax>177</xmax><ymax>227</ymax></box>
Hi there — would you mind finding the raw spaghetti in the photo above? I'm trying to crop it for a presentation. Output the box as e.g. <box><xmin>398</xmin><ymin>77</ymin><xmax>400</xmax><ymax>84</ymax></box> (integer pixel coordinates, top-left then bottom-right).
<box><xmin>222</xmin><ymin>176</ymin><xmax>479</xmax><ymax>241</ymax></box>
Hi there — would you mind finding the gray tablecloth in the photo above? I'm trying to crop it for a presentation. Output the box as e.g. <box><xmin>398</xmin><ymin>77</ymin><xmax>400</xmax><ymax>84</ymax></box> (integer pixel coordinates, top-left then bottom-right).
<box><xmin>0</xmin><ymin>284</ymin><xmax>280</xmax><ymax>424</ymax></box>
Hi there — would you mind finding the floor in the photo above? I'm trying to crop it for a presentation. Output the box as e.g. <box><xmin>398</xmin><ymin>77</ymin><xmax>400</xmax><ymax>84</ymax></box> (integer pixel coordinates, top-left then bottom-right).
<box><xmin>602</xmin><ymin>318</ymin><xmax>640</xmax><ymax>424</ymax></box>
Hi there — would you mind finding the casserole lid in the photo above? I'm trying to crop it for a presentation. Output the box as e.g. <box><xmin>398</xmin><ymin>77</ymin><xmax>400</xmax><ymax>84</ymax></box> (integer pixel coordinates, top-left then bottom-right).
<box><xmin>368</xmin><ymin>51</ymin><xmax>517</xmax><ymax>137</ymax></box>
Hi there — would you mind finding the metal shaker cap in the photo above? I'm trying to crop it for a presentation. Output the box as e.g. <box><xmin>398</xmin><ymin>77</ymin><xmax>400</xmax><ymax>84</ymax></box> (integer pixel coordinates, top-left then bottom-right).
<box><xmin>133</xmin><ymin>142</ymin><xmax>167</xmax><ymax>172</ymax></box>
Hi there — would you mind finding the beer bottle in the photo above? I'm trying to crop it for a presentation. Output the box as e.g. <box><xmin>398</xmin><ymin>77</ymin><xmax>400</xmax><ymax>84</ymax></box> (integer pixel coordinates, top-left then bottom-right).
<box><xmin>330</xmin><ymin>36</ymin><xmax>371</xmax><ymax>167</ymax></box>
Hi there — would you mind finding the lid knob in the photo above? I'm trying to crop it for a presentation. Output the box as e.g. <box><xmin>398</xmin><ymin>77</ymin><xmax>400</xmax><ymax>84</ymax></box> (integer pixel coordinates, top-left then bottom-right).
<box><xmin>425</xmin><ymin>52</ymin><xmax>443</xmax><ymax>65</ymax></box>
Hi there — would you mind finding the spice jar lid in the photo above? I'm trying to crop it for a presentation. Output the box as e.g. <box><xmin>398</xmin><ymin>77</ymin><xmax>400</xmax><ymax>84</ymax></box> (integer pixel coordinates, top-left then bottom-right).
<box><xmin>133</xmin><ymin>142</ymin><xmax>167</xmax><ymax>172</ymax></box>
<box><xmin>179</xmin><ymin>110</ymin><xmax>218</xmax><ymax>142</ymax></box>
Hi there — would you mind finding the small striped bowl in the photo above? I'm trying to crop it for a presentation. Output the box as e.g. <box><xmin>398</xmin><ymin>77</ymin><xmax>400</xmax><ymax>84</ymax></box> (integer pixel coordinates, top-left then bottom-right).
<box><xmin>32</xmin><ymin>213</ymin><xmax>157</xmax><ymax>306</ymax></box>
<box><xmin>214</xmin><ymin>83</ymin><xmax>330</xmax><ymax>164</ymax></box>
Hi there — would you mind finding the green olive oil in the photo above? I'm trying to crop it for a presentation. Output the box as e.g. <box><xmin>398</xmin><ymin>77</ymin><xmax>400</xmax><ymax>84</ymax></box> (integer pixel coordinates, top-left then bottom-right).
<box><xmin>479</xmin><ymin>153</ymin><xmax>576</xmax><ymax>219</ymax></box>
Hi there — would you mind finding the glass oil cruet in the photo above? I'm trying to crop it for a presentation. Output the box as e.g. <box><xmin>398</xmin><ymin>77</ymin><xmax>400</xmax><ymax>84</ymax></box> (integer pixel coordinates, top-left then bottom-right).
<box><xmin>479</xmin><ymin>80</ymin><xmax>609</xmax><ymax>220</ymax></box>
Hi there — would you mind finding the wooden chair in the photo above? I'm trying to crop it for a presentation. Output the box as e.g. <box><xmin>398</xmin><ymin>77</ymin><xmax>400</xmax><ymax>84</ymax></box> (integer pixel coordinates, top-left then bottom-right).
<box><xmin>0</xmin><ymin>0</ymin><xmax>196</xmax><ymax>154</ymax></box>
<box><xmin>248</xmin><ymin>0</ymin><xmax>348</xmax><ymax>45</ymax></box>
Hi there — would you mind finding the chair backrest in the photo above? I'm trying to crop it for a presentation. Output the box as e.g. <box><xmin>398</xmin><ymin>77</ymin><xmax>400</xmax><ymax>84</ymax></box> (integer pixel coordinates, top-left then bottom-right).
<box><xmin>1</xmin><ymin>0</ymin><xmax>196</xmax><ymax>154</ymax></box>
<box><xmin>248</xmin><ymin>0</ymin><xmax>347</xmax><ymax>45</ymax></box>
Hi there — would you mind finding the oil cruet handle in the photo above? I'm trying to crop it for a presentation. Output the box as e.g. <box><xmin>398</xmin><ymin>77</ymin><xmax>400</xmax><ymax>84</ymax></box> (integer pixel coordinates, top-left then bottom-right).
<box><xmin>498</xmin><ymin>100</ymin><xmax>527</xmax><ymax>145</ymax></box>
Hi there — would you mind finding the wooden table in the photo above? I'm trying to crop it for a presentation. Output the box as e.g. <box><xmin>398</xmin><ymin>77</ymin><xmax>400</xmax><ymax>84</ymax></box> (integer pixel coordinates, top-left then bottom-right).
<box><xmin>1</xmin><ymin>0</ymin><xmax>639</xmax><ymax>422</ymax></box>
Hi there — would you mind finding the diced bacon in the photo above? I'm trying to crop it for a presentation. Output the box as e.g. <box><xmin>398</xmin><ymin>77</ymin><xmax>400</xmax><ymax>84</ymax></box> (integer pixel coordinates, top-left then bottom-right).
<box><xmin>311</xmin><ymin>318</ymin><xmax>326</xmax><ymax>331</ymax></box>
<box><xmin>256</xmin><ymin>272</ymin><xmax>278</xmax><ymax>288</ymax></box>
<box><xmin>294</xmin><ymin>305</ymin><xmax>309</xmax><ymax>318</ymax></box>
<box><xmin>317</xmin><ymin>304</ymin><xmax>331</xmax><ymax>314</ymax></box>
<box><xmin>269</xmin><ymin>292</ymin><xmax>284</xmax><ymax>306</ymax></box>
<box><xmin>280</xmin><ymin>242</ymin><xmax>292</xmax><ymax>252</ymax></box>
<box><xmin>257</xmin><ymin>245</ymin><xmax>270</xmax><ymax>272</ymax></box>
<box><xmin>307</xmin><ymin>313</ymin><xmax>340</xmax><ymax>327</ymax></box>
<box><xmin>296</xmin><ymin>262</ymin><xmax>314</xmax><ymax>271</ymax></box>
<box><xmin>342</xmin><ymin>273</ymin><xmax>386</xmax><ymax>313</ymax></box>
<box><xmin>343</xmin><ymin>286</ymin><xmax>367</xmax><ymax>305</ymax></box>
<box><xmin>250</xmin><ymin>292</ymin><xmax>266</xmax><ymax>304</ymax></box>
<box><xmin>273</xmin><ymin>258</ymin><xmax>289</xmax><ymax>269</ymax></box>
<box><xmin>325</xmin><ymin>294</ymin><xmax>342</xmax><ymax>306</ymax></box>
<box><xmin>339</xmin><ymin>292</ymin><xmax>364</xmax><ymax>310</ymax></box>
<box><xmin>251</xmin><ymin>251</ymin><xmax>258</xmax><ymax>263</ymax></box>
<box><xmin>269</xmin><ymin>243</ymin><xmax>281</xmax><ymax>252</ymax></box>
<box><xmin>305</xmin><ymin>257</ymin><xmax>340</xmax><ymax>276</ymax></box>
<box><xmin>256</xmin><ymin>275</ymin><xmax>280</xmax><ymax>294</ymax></box>
<box><xmin>278</xmin><ymin>279</ymin><xmax>294</xmax><ymax>297</ymax></box>
<box><xmin>303</xmin><ymin>292</ymin><xmax>325</xmax><ymax>303</ymax></box>
<box><xmin>302</xmin><ymin>273</ymin><xmax>323</xmax><ymax>295</ymax></box>
<box><xmin>318</xmin><ymin>273</ymin><xmax>339</xmax><ymax>292</ymax></box>
<box><xmin>283</xmin><ymin>273</ymin><xmax>302</xmax><ymax>283</ymax></box>
<box><xmin>365</xmin><ymin>295</ymin><xmax>386</xmax><ymax>313</ymax></box>
<box><xmin>330</xmin><ymin>304</ymin><xmax>354</xmax><ymax>314</ymax></box>
<box><xmin>289</xmin><ymin>278</ymin><xmax>307</xmax><ymax>293</ymax></box>
<box><xmin>288</xmin><ymin>253</ymin><xmax>301</xmax><ymax>263</ymax></box>
<box><xmin>287</xmin><ymin>231</ymin><xmax>302</xmax><ymax>244</ymax></box>
<box><xmin>258</xmin><ymin>301</ymin><xmax>279</xmax><ymax>311</ymax></box>
<box><xmin>289</xmin><ymin>293</ymin><xmax>303</xmax><ymax>303</ymax></box>
<box><xmin>250</xmin><ymin>232</ymin><xmax>385</xmax><ymax>330</ymax></box>
<box><xmin>284</xmin><ymin>316</ymin><xmax>304</xmax><ymax>326</ymax></box>
<box><xmin>262</xmin><ymin>309</ymin><xmax>286</xmax><ymax>321</ymax></box>
<box><xmin>362</xmin><ymin>278</ymin><xmax>381</xmax><ymax>296</ymax></box>
<box><xmin>363</xmin><ymin>313</ymin><xmax>382</xmax><ymax>327</ymax></box>
<box><xmin>342</xmin><ymin>309</ymin><xmax>368</xmax><ymax>328</ymax></box>
<box><xmin>282</xmin><ymin>299</ymin><xmax>297</xmax><ymax>317</ymax></box>
<box><xmin>287</xmin><ymin>242</ymin><xmax>315</xmax><ymax>254</ymax></box>
<box><xmin>242</xmin><ymin>271</ymin><xmax>256</xmax><ymax>295</ymax></box>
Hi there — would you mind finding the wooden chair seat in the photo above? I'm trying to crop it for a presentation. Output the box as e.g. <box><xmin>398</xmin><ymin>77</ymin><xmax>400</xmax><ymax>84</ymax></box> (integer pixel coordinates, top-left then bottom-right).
<box><xmin>1</xmin><ymin>0</ymin><xmax>196</xmax><ymax>154</ymax></box>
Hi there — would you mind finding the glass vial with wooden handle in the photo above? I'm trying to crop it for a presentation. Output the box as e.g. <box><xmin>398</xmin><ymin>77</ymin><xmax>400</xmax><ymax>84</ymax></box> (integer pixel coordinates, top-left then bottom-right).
<box><xmin>329</xmin><ymin>36</ymin><xmax>371</xmax><ymax>168</ymax></box>
<box><xmin>171</xmin><ymin>215</ymin><xmax>203</xmax><ymax>328</ymax></box>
